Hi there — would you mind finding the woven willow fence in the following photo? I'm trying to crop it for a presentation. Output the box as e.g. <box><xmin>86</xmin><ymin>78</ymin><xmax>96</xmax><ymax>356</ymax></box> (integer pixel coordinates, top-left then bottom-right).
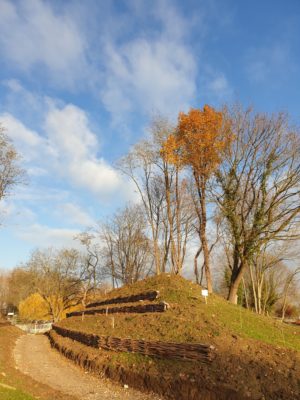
<box><xmin>52</xmin><ymin>325</ymin><xmax>212</xmax><ymax>363</ymax></box>
<box><xmin>67</xmin><ymin>301</ymin><xmax>169</xmax><ymax>318</ymax></box>
<box><xmin>86</xmin><ymin>290</ymin><xmax>159</xmax><ymax>309</ymax></box>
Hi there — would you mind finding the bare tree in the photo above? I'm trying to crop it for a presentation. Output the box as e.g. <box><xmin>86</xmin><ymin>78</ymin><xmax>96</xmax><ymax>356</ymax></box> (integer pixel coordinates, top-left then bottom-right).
<box><xmin>75</xmin><ymin>231</ymin><xmax>101</xmax><ymax>306</ymax></box>
<box><xmin>119</xmin><ymin>117</ymin><xmax>194</xmax><ymax>275</ymax></box>
<box><xmin>118</xmin><ymin>120</ymin><xmax>172</xmax><ymax>275</ymax></box>
<box><xmin>280</xmin><ymin>267</ymin><xmax>300</xmax><ymax>321</ymax></box>
<box><xmin>7</xmin><ymin>267</ymin><xmax>35</xmax><ymax>308</ymax></box>
<box><xmin>0</xmin><ymin>124</ymin><xmax>24</xmax><ymax>207</ymax></box>
<box><xmin>100</xmin><ymin>204</ymin><xmax>154</xmax><ymax>286</ymax></box>
<box><xmin>216</xmin><ymin>106</ymin><xmax>300</xmax><ymax>303</ymax></box>
<box><xmin>247</xmin><ymin>243</ymin><xmax>299</xmax><ymax>314</ymax></box>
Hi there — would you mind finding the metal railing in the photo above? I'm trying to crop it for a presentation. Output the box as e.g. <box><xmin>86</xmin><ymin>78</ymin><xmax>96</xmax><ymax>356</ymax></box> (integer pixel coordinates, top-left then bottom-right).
<box><xmin>15</xmin><ymin>322</ymin><xmax>52</xmax><ymax>334</ymax></box>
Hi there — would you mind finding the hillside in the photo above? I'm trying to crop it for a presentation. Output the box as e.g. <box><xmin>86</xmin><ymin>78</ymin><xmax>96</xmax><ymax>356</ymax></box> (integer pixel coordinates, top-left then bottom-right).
<box><xmin>54</xmin><ymin>274</ymin><xmax>300</xmax><ymax>400</ymax></box>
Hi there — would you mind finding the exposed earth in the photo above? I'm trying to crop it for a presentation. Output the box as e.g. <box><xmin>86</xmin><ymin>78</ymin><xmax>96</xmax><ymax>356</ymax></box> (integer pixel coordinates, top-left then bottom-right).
<box><xmin>13</xmin><ymin>333</ymin><xmax>161</xmax><ymax>400</ymax></box>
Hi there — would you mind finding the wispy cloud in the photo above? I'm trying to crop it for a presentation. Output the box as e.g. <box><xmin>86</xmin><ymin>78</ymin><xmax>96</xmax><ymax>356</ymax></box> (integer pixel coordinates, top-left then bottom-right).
<box><xmin>0</xmin><ymin>0</ymin><xmax>89</xmax><ymax>88</ymax></box>
<box><xmin>55</xmin><ymin>202</ymin><xmax>94</xmax><ymax>227</ymax></box>
<box><xmin>100</xmin><ymin>1</ymin><xmax>197</xmax><ymax>124</ymax></box>
<box><xmin>205</xmin><ymin>72</ymin><xmax>233</xmax><ymax>102</ymax></box>
<box><xmin>44</xmin><ymin>103</ymin><xmax>123</xmax><ymax>196</ymax></box>
<box><xmin>1</xmin><ymin>96</ymin><xmax>126</xmax><ymax>198</ymax></box>
<box><xmin>16</xmin><ymin>223</ymin><xmax>81</xmax><ymax>249</ymax></box>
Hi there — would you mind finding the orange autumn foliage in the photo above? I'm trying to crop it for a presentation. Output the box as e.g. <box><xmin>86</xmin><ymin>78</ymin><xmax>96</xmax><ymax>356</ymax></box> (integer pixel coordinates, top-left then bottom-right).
<box><xmin>162</xmin><ymin>105</ymin><xmax>231</xmax><ymax>177</ymax></box>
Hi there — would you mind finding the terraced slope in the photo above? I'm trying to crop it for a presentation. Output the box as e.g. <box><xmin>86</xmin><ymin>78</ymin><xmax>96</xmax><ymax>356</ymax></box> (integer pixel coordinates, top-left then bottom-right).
<box><xmin>52</xmin><ymin>274</ymin><xmax>300</xmax><ymax>400</ymax></box>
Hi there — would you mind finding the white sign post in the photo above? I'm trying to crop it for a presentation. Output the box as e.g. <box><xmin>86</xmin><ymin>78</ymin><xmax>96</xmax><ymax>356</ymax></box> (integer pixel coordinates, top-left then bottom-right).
<box><xmin>201</xmin><ymin>289</ymin><xmax>209</xmax><ymax>304</ymax></box>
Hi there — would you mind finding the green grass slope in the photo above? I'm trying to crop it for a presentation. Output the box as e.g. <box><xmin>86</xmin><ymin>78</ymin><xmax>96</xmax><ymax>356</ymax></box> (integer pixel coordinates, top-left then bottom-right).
<box><xmin>60</xmin><ymin>274</ymin><xmax>299</xmax><ymax>351</ymax></box>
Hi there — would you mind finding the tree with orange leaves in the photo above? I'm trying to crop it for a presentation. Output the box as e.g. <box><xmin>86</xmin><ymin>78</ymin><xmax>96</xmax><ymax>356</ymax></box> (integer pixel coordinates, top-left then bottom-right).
<box><xmin>162</xmin><ymin>105</ymin><xmax>232</xmax><ymax>293</ymax></box>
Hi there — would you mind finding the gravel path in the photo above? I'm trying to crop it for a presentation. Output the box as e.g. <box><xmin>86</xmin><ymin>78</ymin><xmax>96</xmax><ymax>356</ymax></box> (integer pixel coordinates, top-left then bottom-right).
<box><xmin>14</xmin><ymin>334</ymin><xmax>162</xmax><ymax>400</ymax></box>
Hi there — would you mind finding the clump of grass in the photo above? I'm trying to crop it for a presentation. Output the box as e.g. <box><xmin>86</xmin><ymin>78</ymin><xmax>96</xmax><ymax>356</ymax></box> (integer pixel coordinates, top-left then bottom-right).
<box><xmin>0</xmin><ymin>386</ymin><xmax>36</xmax><ymax>400</ymax></box>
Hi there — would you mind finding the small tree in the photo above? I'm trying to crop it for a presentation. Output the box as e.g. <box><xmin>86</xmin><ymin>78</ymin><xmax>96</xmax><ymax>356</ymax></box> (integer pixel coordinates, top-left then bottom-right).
<box><xmin>75</xmin><ymin>231</ymin><xmax>101</xmax><ymax>307</ymax></box>
<box><xmin>100</xmin><ymin>204</ymin><xmax>154</xmax><ymax>286</ymax></box>
<box><xmin>27</xmin><ymin>248</ymin><xmax>84</xmax><ymax>322</ymax></box>
<box><xmin>280</xmin><ymin>267</ymin><xmax>300</xmax><ymax>321</ymax></box>
<box><xmin>19</xmin><ymin>293</ymin><xmax>50</xmax><ymax>321</ymax></box>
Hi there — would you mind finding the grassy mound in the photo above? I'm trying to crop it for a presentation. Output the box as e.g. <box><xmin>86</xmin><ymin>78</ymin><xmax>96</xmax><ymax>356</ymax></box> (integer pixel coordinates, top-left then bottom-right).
<box><xmin>55</xmin><ymin>275</ymin><xmax>300</xmax><ymax>399</ymax></box>
<box><xmin>59</xmin><ymin>274</ymin><xmax>299</xmax><ymax>351</ymax></box>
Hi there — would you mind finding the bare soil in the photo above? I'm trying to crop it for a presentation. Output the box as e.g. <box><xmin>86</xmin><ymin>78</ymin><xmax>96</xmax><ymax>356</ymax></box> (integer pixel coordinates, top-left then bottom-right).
<box><xmin>13</xmin><ymin>333</ymin><xmax>161</xmax><ymax>400</ymax></box>
<box><xmin>48</xmin><ymin>328</ymin><xmax>300</xmax><ymax>400</ymax></box>
<box><xmin>0</xmin><ymin>323</ymin><xmax>75</xmax><ymax>400</ymax></box>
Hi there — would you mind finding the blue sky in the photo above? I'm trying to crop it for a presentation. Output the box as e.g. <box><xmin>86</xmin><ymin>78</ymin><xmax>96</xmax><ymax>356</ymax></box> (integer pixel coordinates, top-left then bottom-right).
<box><xmin>0</xmin><ymin>0</ymin><xmax>300</xmax><ymax>269</ymax></box>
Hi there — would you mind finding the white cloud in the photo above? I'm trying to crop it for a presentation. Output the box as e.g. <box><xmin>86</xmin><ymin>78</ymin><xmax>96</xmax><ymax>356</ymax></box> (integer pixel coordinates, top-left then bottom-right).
<box><xmin>0</xmin><ymin>112</ymin><xmax>54</xmax><ymax>164</ymax></box>
<box><xmin>0</xmin><ymin>200</ymin><xmax>36</xmax><ymax>227</ymax></box>
<box><xmin>56</xmin><ymin>202</ymin><xmax>94</xmax><ymax>227</ymax></box>
<box><xmin>44</xmin><ymin>104</ymin><xmax>123</xmax><ymax>196</ymax></box>
<box><xmin>1</xmin><ymin>112</ymin><xmax>43</xmax><ymax>148</ymax></box>
<box><xmin>45</xmin><ymin>105</ymin><xmax>98</xmax><ymax>160</ymax></box>
<box><xmin>0</xmin><ymin>0</ymin><xmax>88</xmax><ymax>87</ymax></box>
<box><xmin>206</xmin><ymin>73</ymin><xmax>233</xmax><ymax>100</ymax></box>
<box><xmin>16</xmin><ymin>223</ymin><xmax>81</xmax><ymax>249</ymax></box>
<box><xmin>14</xmin><ymin>186</ymin><xmax>70</xmax><ymax>203</ymax></box>
<box><xmin>101</xmin><ymin>4</ymin><xmax>197</xmax><ymax>121</ymax></box>
<box><xmin>1</xmin><ymin>100</ymin><xmax>126</xmax><ymax>198</ymax></box>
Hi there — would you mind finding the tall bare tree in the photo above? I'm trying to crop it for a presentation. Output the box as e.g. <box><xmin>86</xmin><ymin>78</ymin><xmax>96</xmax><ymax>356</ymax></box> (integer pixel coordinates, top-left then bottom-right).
<box><xmin>119</xmin><ymin>117</ymin><xmax>194</xmax><ymax>275</ymax></box>
<box><xmin>216</xmin><ymin>106</ymin><xmax>300</xmax><ymax>303</ymax></box>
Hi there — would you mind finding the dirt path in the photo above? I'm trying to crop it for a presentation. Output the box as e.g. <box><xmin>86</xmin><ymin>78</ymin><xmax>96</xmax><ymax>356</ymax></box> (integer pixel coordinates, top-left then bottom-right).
<box><xmin>14</xmin><ymin>334</ymin><xmax>161</xmax><ymax>400</ymax></box>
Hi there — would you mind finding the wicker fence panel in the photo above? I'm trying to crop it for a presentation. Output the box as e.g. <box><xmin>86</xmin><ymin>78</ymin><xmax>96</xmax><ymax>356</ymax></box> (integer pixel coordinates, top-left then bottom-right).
<box><xmin>86</xmin><ymin>290</ymin><xmax>159</xmax><ymax>309</ymax></box>
<box><xmin>66</xmin><ymin>301</ymin><xmax>169</xmax><ymax>318</ymax></box>
<box><xmin>52</xmin><ymin>325</ymin><xmax>212</xmax><ymax>363</ymax></box>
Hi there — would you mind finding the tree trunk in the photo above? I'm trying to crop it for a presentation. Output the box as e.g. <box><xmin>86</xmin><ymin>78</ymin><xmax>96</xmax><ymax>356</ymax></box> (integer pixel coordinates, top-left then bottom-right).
<box><xmin>228</xmin><ymin>260</ymin><xmax>247</xmax><ymax>304</ymax></box>
<box><xmin>249</xmin><ymin>263</ymin><xmax>258</xmax><ymax>312</ymax></box>
<box><xmin>200</xmin><ymin>229</ymin><xmax>212</xmax><ymax>293</ymax></box>
<box><xmin>150</xmin><ymin>222</ymin><xmax>161</xmax><ymax>275</ymax></box>
<box><xmin>194</xmin><ymin>247</ymin><xmax>202</xmax><ymax>284</ymax></box>
<box><xmin>241</xmin><ymin>277</ymin><xmax>249</xmax><ymax>309</ymax></box>
<box><xmin>164</xmin><ymin>167</ymin><xmax>177</xmax><ymax>273</ymax></box>
<box><xmin>198</xmin><ymin>180</ymin><xmax>213</xmax><ymax>293</ymax></box>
